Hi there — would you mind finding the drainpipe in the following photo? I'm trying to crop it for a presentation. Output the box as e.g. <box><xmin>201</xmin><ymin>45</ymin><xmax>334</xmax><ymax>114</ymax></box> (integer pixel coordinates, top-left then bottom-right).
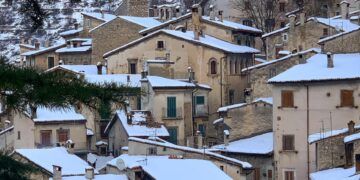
<box><xmin>306</xmin><ymin>85</ymin><xmax>310</xmax><ymax>180</ymax></box>
<box><xmin>219</xmin><ymin>56</ymin><xmax>227</xmax><ymax>107</ymax></box>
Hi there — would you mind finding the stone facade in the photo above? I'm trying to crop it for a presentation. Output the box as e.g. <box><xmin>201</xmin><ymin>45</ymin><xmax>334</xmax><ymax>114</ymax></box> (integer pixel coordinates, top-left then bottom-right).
<box><xmin>115</xmin><ymin>0</ymin><xmax>149</xmax><ymax>17</ymax></box>
<box><xmin>315</xmin><ymin>134</ymin><xmax>347</xmax><ymax>170</ymax></box>
<box><xmin>321</xmin><ymin>29</ymin><xmax>360</xmax><ymax>53</ymax></box>
<box><xmin>58</xmin><ymin>51</ymin><xmax>92</xmax><ymax>65</ymax></box>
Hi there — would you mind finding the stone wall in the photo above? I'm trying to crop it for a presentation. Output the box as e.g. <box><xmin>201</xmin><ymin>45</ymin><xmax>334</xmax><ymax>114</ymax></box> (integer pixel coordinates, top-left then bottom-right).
<box><xmin>323</xmin><ymin>30</ymin><xmax>360</xmax><ymax>53</ymax></box>
<box><xmin>58</xmin><ymin>51</ymin><xmax>92</xmax><ymax>65</ymax></box>
<box><xmin>116</xmin><ymin>0</ymin><xmax>149</xmax><ymax>17</ymax></box>
<box><xmin>316</xmin><ymin>134</ymin><xmax>347</xmax><ymax>170</ymax></box>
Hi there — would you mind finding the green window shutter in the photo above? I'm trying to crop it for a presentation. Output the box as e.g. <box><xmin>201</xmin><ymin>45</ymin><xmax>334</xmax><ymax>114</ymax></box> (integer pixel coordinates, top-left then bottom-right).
<box><xmin>167</xmin><ymin>97</ymin><xmax>176</xmax><ymax>117</ymax></box>
<box><xmin>196</xmin><ymin>96</ymin><xmax>205</xmax><ymax>105</ymax></box>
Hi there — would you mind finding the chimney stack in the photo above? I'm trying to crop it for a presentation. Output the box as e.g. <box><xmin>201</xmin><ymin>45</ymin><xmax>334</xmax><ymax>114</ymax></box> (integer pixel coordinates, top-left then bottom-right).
<box><xmin>300</xmin><ymin>12</ymin><xmax>305</xmax><ymax>26</ymax></box>
<box><xmin>74</xmin><ymin>23</ymin><xmax>79</xmax><ymax>30</ymax></box>
<box><xmin>59</xmin><ymin>60</ymin><xmax>63</xmax><ymax>65</ymax></box>
<box><xmin>209</xmin><ymin>5</ymin><xmax>215</xmax><ymax>21</ymax></box>
<box><xmin>327</xmin><ymin>52</ymin><xmax>334</xmax><ymax>68</ymax></box>
<box><xmin>96</xmin><ymin>62</ymin><xmax>103</xmax><ymax>75</ymax></box>
<box><xmin>298</xmin><ymin>54</ymin><xmax>306</xmax><ymax>64</ymax></box>
<box><xmin>175</xmin><ymin>6</ymin><xmax>181</xmax><ymax>18</ymax></box>
<box><xmin>53</xmin><ymin>165</ymin><xmax>62</xmax><ymax>180</ymax></box>
<box><xmin>348</xmin><ymin>120</ymin><xmax>355</xmax><ymax>134</ymax></box>
<box><xmin>289</xmin><ymin>14</ymin><xmax>296</xmax><ymax>31</ymax></box>
<box><xmin>224</xmin><ymin>130</ymin><xmax>230</xmax><ymax>146</ymax></box>
<box><xmin>192</xmin><ymin>4</ymin><xmax>201</xmax><ymax>40</ymax></box>
<box><xmin>127</xmin><ymin>75</ymin><xmax>130</xmax><ymax>83</ymax></box>
<box><xmin>85</xmin><ymin>167</ymin><xmax>95</xmax><ymax>180</ymax></box>
<box><xmin>188</xmin><ymin>66</ymin><xmax>195</xmax><ymax>82</ymax></box>
<box><xmin>340</xmin><ymin>1</ymin><xmax>350</xmax><ymax>19</ymax></box>
<box><xmin>34</xmin><ymin>42</ymin><xmax>40</xmax><ymax>50</ymax></box>
<box><xmin>218</xmin><ymin>10</ymin><xmax>223</xmax><ymax>22</ymax></box>
<box><xmin>100</xmin><ymin>9</ymin><xmax>104</xmax><ymax>19</ymax></box>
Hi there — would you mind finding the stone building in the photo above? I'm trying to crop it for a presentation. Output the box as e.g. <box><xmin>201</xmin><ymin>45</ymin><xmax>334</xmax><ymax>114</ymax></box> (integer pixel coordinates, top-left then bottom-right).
<box><xmin>269</xmin><ymin>53</ymin><xmax>360</xmax><ymax>180</ymax></box>
<box><xmin>115</xmin><ymin>0</ymin><xmax>150</xmax><ymax>17</ymax></box>
<box><xmin>56</xmin><ymin>38</ymin><xmax>92</xmax><ymax>65</ymax></box>
<box><xmin>262</xmin><ymin>4</ymin><xmax>359</xmax><ymax>60</ymax></box>
<box><xmin>243</xmin><ymin>48</ymin><xmax>319</xmax><ymax>99</ymax></box>
<box><xmin>89</xmin><ymin>16</ymin><xmax>161</xmax><ymax>63</ymax></box>
<box><xmin>319</xmin><ymin>27</ymin><xmax>360</xmax><ymax>53</ymax></box>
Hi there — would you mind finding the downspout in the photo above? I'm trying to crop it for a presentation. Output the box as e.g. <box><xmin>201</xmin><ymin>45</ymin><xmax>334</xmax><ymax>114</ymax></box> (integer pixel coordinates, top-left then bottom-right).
<box><xmin>220</xmin><ymin>56</ymin><xmax>227</xmax><ymax>107</ymax></box>
<box><xmin>306</xmin><ymin>85</ymin><xmax>310</xmax><ymax>180</ymax></box>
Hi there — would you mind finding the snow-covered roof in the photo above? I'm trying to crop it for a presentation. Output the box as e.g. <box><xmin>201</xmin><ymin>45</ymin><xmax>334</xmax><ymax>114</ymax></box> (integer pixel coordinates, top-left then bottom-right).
<box><xmin>310</xmin><ymin>17</ymin><xmax>359</xmax><ymax>32</ymax></box>
<box><xmin>119</xmin><ymin>16</ymin><xmax>162</xmax><ymax>28</ymax></box>
<box><xmin>95</xmin><ymin>141</ymin><xmax>108</xmax><ymax>146</ymax></box>
<box><xmin>146</xmin><ymin>59</ymin><xmax>175</xmax><ymax>64</ymax></box>
<box><xmin>279</xmin><ymin>50</ymin><xmax>291</xmax><ymax>55</ymax></box>
<box><xmin>217</xmin><ymin>103</ymin><xmax>247</xmax><ymax>112</ymax></box>
<box><xmin>310</xmin><ymin>166</ymin><xmax>360</xmax><ymax>180</ymax></box>
<box><xmin>0</xmin><ymin>125</ymin><xmax>14</xmax><ymax>135</ymax></box>
<box><xmin>85</xmin><ymin>74</ymin><xmax>142</xmax><ymax>87</ymax></box>
<box><xmin>81</xmin><ymin>12</ymin><xmax>116</xmax><ymax>22</ymax></box>
<box><xmin>331</xmin><ymin>10</ymin><xmax>360</xmax><ymax>20</ymax></box>
<box><xmin>46</xmin><ymin>65</ymin><xmax>106</xmax><ymax>75</ymax></box>
<box><xmin>87</xmin><ymin>153</ymin><xmax>113</xmax><ymax>171</ymax></box>
<box><xmin>211</xmin><ymin>132</ymin><xmax>273</xmax><ymax>155</ymax></box>
<box><xmin>59</xmin><ymin>28</ymin><xmax>83</xmax><ymax>36</ymax></box>
<box><xmin>308</xmin><ymin>124</ymin><xmax>360</xmax><ymax>143</ymax></box>
<box><xmin>253</xmin><ymin>97</ymin><xmax>273</xmax><ymax>105</ymax></box>
<box><xmin>213</xmin><ymin>118</ymin><xmax>224</xmax><ymax>125</ymax></box>
<box><xmin>344</xmin><ymin>132</ymin><xmax>360</xmax><ymax>143</ymax></box>
<box><xmin>201</xmin><ymin>16</ymin><xmax>262</xmax><ymax>33</ymax></box>
<box><xmin>318</xmin><ymin>27</ymin><xmax>360</xmax><ymax>44</ymax></box>
<box><xmin>21</xmin><ymin>43</ymin><xmax>66</xmax><ymax>56</ymax></box>
<box><xmin>146</xmin><ymin>76</ymin><xmax>196</xmax><ymax>89</ymax></box>
<box><xmin>15</xmin><ymin>147</ymin><xmax>97</xmax><ymax>176</ymax></box>
<box><xmin>242</xmin><ymin>48</ymin><xmax>321</xmax><ymax>72</ymax></box>
<box><xmin>61</xmin><ymin>174</ymin><xmax>127</xmax><ymax>180</ymax></box>
<box><xmin>268</xmin><ymin>53</ymin><xmax>360</xmax><ymax>83</ymax></box>
<box><xmin>108</xmin><ymin>154</ymin><xmax>232</xmax><ymax>180</ymax></box>
<box><xmin>55</xmin><ymin>46</ymin><xmax>92</xmax><ymax>53</ymax></box>
<box><xmin>255</xmin><ymin>58</ymin><xmax>267</xmax><ymax>63</ymax></box>
<box><xmin>128</xmin><ymin>137</ymin><xmax>252</xmax><ymax>168</ymax></box>
<box><xmin>34</xmin><ymin>107</ymin><xmax>85</xmax><ymax>122</ymax></box>
<box><xmin>108</xmin><ymin>109</ymin><xmax>169</xmax><ymax>137</ymax></box>
<box><xmin>68</xmin><ymin>38</ymin><xmax>92</xmax><ymax>46</ymax></box>
<box><xmin>105</xmin><ymin>29</ymin><xmax>260</xmax><ymax>58</ymax></box>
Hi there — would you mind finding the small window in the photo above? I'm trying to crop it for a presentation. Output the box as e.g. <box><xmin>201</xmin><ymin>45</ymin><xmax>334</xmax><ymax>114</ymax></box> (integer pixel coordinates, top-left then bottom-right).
<box><xmin>57</xmin><ymin>130</ymin><xmax>69</xmax><ymax>142</ymax></box>
<box><xmin>220</xmin><ymin>165</ymin><xmax>224</xmax><ymax>171</ymax></box>
<box><xmin>280</xmin><ymin>21</ymin><xmax>286</xmax><ymax>28</ymax></box>
<box><xmin>341</xmin><ymin>90</ymin><xmax>354</xmax><ymax>107</ymax></box>
<box><xmin>282</xmin><ymin>135</ymin><xmax>295</xmax><ymax>151</ymax></box>
<box><xmin>267</xmin><ymin>0</ymin><xmax>274</xmax><ymax>10</ymax></box>
<box><xmin>282</xmin><ymin>33</ymin><xmax>288</xmax><ymax>42</ymax></box>
<box><xmin>148</xmin><ymin>147</ymin><xmax>157</xmax><ymax>155</ymax></box>
<box><xmin>100</xmin><ymin>147</ymin><xmax>107</xmax><ymax>155</ymax></box>
<box><xmin>157</xmin><ymin>41</ymin><xmax>165</xmax><ymax>49</ymax></box>
<box><xmin>279</xmin><ymin>2</ymin><xmax>285</xmax><ymax>12</ymax></box>
<box><xmin>48</xmin><ymin>57</ymin><xmax>55</xmax><ymax>69</ymax></box>
<box><xmin>323</xmin><ymin>28</ymin><xmax>328</xmax><ymax>36</ymax></box>
<box><xmin>17</xmin><ymin>131</ymin><xmax>21</xmax><ymax>140</ymax></box>
<box><xmin>268</xmin><ymin>170</ymin><xmax>273</xmax><ymax>180</ymax></box>
<box><xmin>284</xmin><ymin>170</ymin><xmax>295</xmax><ymax>180</ymax></box>
<box><xmin>210</xmin><ymin>60</ymin><xmax>217</xmax><ymax>74</ymax></box>
<box><xmin>163</xmin><ymin>147</ymin><xmax>167</xmax><ymax>151</ymax></box>
<box><xmin>196</xmin><ymin>96</ymin><xmax>205</xmax><ymax>105</ymax></box>
<box><xmin>129</xmin><ymin>63</ymin><xmax>137</xmax><ymax>74</ymax></box>
<box><xmin>281</xmin><ymin>90</ymin><xmax>294</xmax><ymax>107</ymax></box>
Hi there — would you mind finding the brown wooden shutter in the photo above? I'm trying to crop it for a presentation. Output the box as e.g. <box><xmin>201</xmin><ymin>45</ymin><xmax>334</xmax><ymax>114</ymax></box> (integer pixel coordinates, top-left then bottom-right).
<box><xmin>268</xmin><ymin>170</ymin><xmax>273</xmax><ymax>180</ymax></box>
<box><xmin>341</xmin><ymin>90</ymin><xmax>354</xmax><ymax>107</ymax></box>
<box><xmin>281</xmin><ymin>91</ymin><xmax>294</xmax><ymax>107</ymax></box>
<box><xmin>254</xmin><ymin>168</ymin><xmax>260</xmax><ymax>180</ymax></box>
<box><xmin>285</xmin><ymin>171</ymin><xmax>294</xmax><ymax>180</ymax></box>
<box><xmin>283</xmin><ymin>135</ymin><xmax>294</xmax><ymax>150</ymax></box>
<box><xmin>41</xmin><ymin>130</ymin><xmax>51</xmax><ymax>146</ymax></box>
<box><xmin>58</xmin><ymin>130</ymin><xmax>69</xmax><ymax>142</ymax></box>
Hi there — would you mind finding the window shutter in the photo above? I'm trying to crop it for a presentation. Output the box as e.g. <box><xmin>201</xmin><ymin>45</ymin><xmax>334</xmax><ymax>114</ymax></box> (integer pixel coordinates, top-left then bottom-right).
<box><xmin>281</xmin><ymin>91</ymin><xmax>294</xmax><ymax>107</ymax></box>
<box><xmin>283</xmin><ymin>135</ymin><xmax>294</xmax><ymax>150</ymax></box>
<box><xmin>167</xmin><ymin>97</ymin><xmax>176</xmax><ymax>117</ymax></box>
<box><xmin>341</xmin><ymin>90</ymin><xmax>354</xmax><ymax>107</ymax></box>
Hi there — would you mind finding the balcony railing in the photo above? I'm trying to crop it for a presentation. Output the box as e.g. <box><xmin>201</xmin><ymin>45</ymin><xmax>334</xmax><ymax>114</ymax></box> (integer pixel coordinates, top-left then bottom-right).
<box><xmin>162</xmin><ymin>107</ymin><xmax>182</xmax><ymax>119</ymax></box>
<box><xmin>194</xmin><ymin>105</ymin><xmax>208</xmax><ymax>117</ymax></box>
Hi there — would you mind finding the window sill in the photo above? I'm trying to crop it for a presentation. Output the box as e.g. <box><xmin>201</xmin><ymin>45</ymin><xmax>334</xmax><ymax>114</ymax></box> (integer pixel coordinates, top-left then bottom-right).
<box><xmin>162</xmin><ymin>117</ymin><xmax>183</xmax><ymax>120</ymax></box>
<box><xmin>279</xmin><ymin>150</ymin><xmax>298</xmax><ymax>154</ymax></box>
<box><xmin>155</xmin><ymin>48</ymin><xmax>166</xmax><ymax>51</ymax></box>
<box><xmin>207</xmin><ymin>74</ymin><xmax>219</xmax><ymax>78</ymax></box>
<box><xmin>278</xmin><ymin>106</ymin><xmax>298</xmax><ymax>109</ymax></box>
<box><xmin>336</xmin><ymin>105</ymin><xmax>358</xmax><ymax>109</ymax></box>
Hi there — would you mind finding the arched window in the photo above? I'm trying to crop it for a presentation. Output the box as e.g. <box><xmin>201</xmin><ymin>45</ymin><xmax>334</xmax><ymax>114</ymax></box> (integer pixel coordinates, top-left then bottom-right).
<box><xmin>209</xmin><ymin>59</ymin><xmax>217</xmax><ymax>74</ymax></box>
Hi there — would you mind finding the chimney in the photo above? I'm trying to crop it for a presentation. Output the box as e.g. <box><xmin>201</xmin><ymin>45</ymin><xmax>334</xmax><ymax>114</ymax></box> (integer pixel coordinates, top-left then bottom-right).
<box><xmin>34</xmin><ymin>42</ymin><xmax>40</xmax><ymax>50</ymax></box>
<box><xmin>298</xmin><ymin>54</ymin><xmax>306</xmax><ymax>64</ymax></box>
<box><xmin>141</xmin><ymin>71</ymin><xmax>148</xmax><ymax>79</ymax></box>
<box><xmin>188</xmin><ymin>66</ymin><xmax>195</xmax><ymax>82</ymax></box>
<box><xmin>289</xmin><ymin>14</ymin><xmax>296</xmax><ymax>31</ymax></box>
<box><xmin>300</xmin><ymin>12</ymin><xmax>305</xmax><ymax>26</ymax></box>
<box><xmin>340</xmin><ymin>1</ymin><xmax>350</xmax><ymax>19</ymax></box>
<box><xmin>96</xmin><ymin>62</ymin><xmax>103</xmax><ymax>75</ymax></box>
<box><xmin>348</xmin><ymin>120</ymin><xmax>355</xmax><ymax>134</ymax></box>
<box><xmin>100</xmin><ymin>9</ymin><xmax>104</xmax><ymax>19</ymax></box>
<box><xmin>327</xmin><ymin>52</ymin><xmax>334</xmax><ymax>68</ymax></box>
<box><xmin>66</xmin><ymin>41</ymin><xmax>71</xmax><ymax>48</ymax></box>
<box><xmin>127</xmin><ymin>113</ymin><xmax>132</xmax><ymax>124</ymax></box>
<box><xmin>209</xmin><ymin>5</ymin><xmax>215</xmax><ymax>20</ymax></box>
<box><xmin>175</xmin><ymin>6</ymin><xmax>181</xmax><ymax>18</ymax></box>
<box><xmin>65</xmin><ymin>139</ymin><xmax>75</xmax><ymax>154</ymax></box>
<box><xmin>218</xmin><ymin>10</ymin><xmax>223</xmax><ymax>22</ymax></box>
<box><xmin>59</xmin><ymin>60</ymin><xmax>63</xmax><ymax>65</ymax></box>
<box><xmin>74</xmin><ymin>23</ymin><xmax>79</xmax><ymax>30</ymax></box>
<box><xmin>192</xmin><ymin>4</ymin><xmax>201</xmax><ymax>40</ymax></box>
<box><xmin>85</xmin><ymin>167</ymin><xmax>95</xmax><ymax>180</ymax></box>
<box><xmin>45</xmin><ymin>40</ymin><xmax>50</xmax><ymax>48</ymax></box>
<box><xmin>223</xmin><ymin>130</ymin><xmax>230</xmax><ymax>146</ymax></box>
<box><xmin>53</xmin><ymin>165</ymin><xmax>62</xmax><ymax>180</ymax></box>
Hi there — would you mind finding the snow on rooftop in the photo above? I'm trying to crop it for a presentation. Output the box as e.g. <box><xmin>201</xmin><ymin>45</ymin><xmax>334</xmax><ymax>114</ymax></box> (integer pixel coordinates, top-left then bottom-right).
<box><xmin>21</xmin><ymin>43</ymin><xmax>66</xmax><ymax>56</ymax></box>
<box><xmin>255</xmin><ymin>58</ymin><xmax>267</xmax><ymax>63</ymax></box>
<box><xmin>217</xmin><ymin>103</ymin><xmax>247</xmax><ymax>112</ymax></box>
<box><xmin>55</xmin><ymin>46</ymin><xmax>91</xmax><ymax>53</ymax></box>
<box><xmin>85</xmin><ymin>74</ymin><xmax>142</xmax><ymax>87</ymax></box>
<box><xmin>201</xmin><ymin>16</ymin><xmax>262</xmax><ymax>33</ymax></box>
<box><xmin>61</xmin><ymin>174</ymin><xmax>128</xmax><ymax>180</ymax></box>
<box><xmin>34</xmin><ymin>106</ymin><xmax>85</xmax><ymax>122</ymax></box>
<box><xmin>212</xmin><ymin>132</ymin><xmax>273</xmax><ymax>155</ymax></box>
<box><xmin>119</xmin><ymin>16</ymin><xmax>162</xmax><ymax>28</ymax></box>
<box><xmin>162</xmin><ymin>30</ymin><xmax>260</xmax><ymax>54</ymax></box>
<box><xmin>59</xmin><ymin>28</ymin><xmax>83</xmax><ymax>36</ymax></box>
<box><xmin>82</xmin><ymin>12</ymin><xmax>116</xmax><ymax>22</ymax></box>
<box><xmin>87</xmin><ymin>153</ymin><xmax>113</xmax><ymax>171</ymax></box>
<box><xmin>253</xmin><ymin>97</ymin><xmax>273</xmax><ymax>105</ymax></box>
<box><xmin>147</xmin><ymin>76</ymin><xmax>195</xmax><ymax>88</ymax></box>
<box><xmin>311</xmin><ymin>17</ymin><xmax>359</xmax><ymax>32</ymax></box>
<box><xmin>308</xmin><ymin>124</ymin><xmax>360</xmax><ymax>143</ymax></box>
<box><xmin>344</xmin><ymin>132</ymin><xmax>360</xmax><ymax>143</ymax></box>
<box><xmin>269</xmin><ymin>53</ymin><xmax>360</xmax><ymax>83</ymax></box>
<box><xmin>310</xmin><ymin>167</ymin><xmax>360</xmax><ymax>180</ymax></box>
<box><xmin>108</xmin><ymin>154</ymin><xmax>232</xmax><ymax>180</ymax></box>
<box><xmin>128</xmin><ymin>137</ymin><xmax>252</xmax><ymax>168</ymax></box>
<box><xmin>15</xmin><ymin>147</ymin><xmax>96</xmax><ymax>176</ymax></box>
<box><xmin>318</xmin><ymin>27</ymin><xmax>360</xmax><ymax>44</ymax></box>
<box><xmin>279</xmin><ymin>50</ymin><xmax>291</xmax><ymax>55</ymax></box>
<box><xmin>213</xmin><ymin>118</ymin><xmax>224</xmax><ymax>125</ymax></box>
<box><xmin>47</xmin><ymin>65</ymin><xmax>106</xmax><ymax>75</ymax></box>
<box><xmin>114</xmin><ymin>109</ymin><xmax>169</xmax><ymax>137</ymax></box>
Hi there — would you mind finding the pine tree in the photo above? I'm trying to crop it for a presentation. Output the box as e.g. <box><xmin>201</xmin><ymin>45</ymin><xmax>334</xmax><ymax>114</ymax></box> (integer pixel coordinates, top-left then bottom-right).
<box><xmin>0</xmin><ymin>152</ymin><xmax>37</xmax><ymax>180</ymax></box>
<box><xmin>19</xmin><ymin>0</ymin><xmax>48</xmax><ymax>32</ymax></box>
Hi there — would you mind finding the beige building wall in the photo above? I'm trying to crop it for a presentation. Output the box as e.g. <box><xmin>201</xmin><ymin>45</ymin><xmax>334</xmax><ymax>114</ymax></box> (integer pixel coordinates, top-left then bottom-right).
<box><xmin>58</xmin><ymin>52</ymin><xmax>92</xmax><ymax>65</ymax></box>
<box><xmin>13</xmin><ymin>113</ymin><xmax>35</xmax><ymax>149</ymax></box>
<box><xmin>82</xmin><ymin>16</ymin><xmax>105</xmax><ymax>38</ymax></box>
<box><xmin>273</xmin><ymin>81</ymin><xmax>360</xmax><ymax>180</ymax></box>
<box><xmin>108</xmin><ymin>115</ymin><xmax>130</xmax><ymax>155</ymax></box>
<box><xmin>27</xmin><ymin>51</ymin><xmax>61</xmax><ymax>71</ymax></box>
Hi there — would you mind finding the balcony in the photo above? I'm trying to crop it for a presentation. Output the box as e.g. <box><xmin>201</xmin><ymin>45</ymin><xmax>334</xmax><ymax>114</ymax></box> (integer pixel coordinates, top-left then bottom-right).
<box><xmin>194</xmin><ymin>105</ymin><xmax>208</xmax><ymax>117</ymax></box>
<box><xmin>162</xmin><ymin>107</ymin><xmax>182</xmax><ymax>120</ymax></box>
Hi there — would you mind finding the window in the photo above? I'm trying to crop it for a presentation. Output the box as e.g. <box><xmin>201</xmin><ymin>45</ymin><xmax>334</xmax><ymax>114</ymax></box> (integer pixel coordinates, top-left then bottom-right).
<box><xmin>341</xmin><ymin>90</ymin><xmax>354</xmax><ymax>107</ymax></box>
<box><xmin>48</xmin><ymin>57</ymin><xmax>54</xmax><ymax>69</ymax></box>
<box><xmin>254</xmin><ymin>168</ymin><xmax>260</xmax><ymax>180</ymax></box>
<box><xmin>210</xmin><ymin>60</ymin><xmax>217</xmax><ymax>74</ymax></box>
<box><xmin>281</xmin><ymin>90</ymin><xmax>294</xmax><ymax>107</ymax></box>
<box><xmin>148</xmin><ymin>147</ymin><xmax>157</xmax><ymax>155</ymax></box>
<box><xmin>157</xmin><ymin>41</ymin><xmax>165</xmax><ymax>49</ymax></box>
<box><xmin>129</xmin><ymin>63</ymin><xmax>137</xmax><ymax>74</ymax></box>
<box><xmin>167</xmin><ymin>97</ymin><xmax>177</xmax><ymax>118</ymax></box>
<box><xmin>282</xmin><ymin>33</ymin><xmax>288</xmax><ymax>42</ymax></box>
<box><xmin>323</xmin><ymin>28</ymin><xmax>328</xmax><ymax>36</ymax></box>
<box><xmin>229</xmin><ymin>90</ymin><xmax>235</xmax><ymax>105</ymax></box>
<box><xmin>196</xmin><ymin>96</ymin><xmax>205</xmax><ymax>105</ymax></box>
<box><xmin>282</xmin><ymin>135</ymin><xmax>295</xmax><ymax>151</ymax></box>
<box><xmin>220</xmin><ymin>165</ymin><xmax>224</xmax><ymax>171</ymax></box>
<box><xmin>279</xmin><ymin>2</ymin><xmax>285</xmax><ymax>12</ymax></box>
<box><xmin>280</xmin><ymin>21</ymin><xmax>286</xmax><ymax>28</ymax></box>
<box><xmin>57</xmin><ymin>129</ymin><xmax>69</xmax><ymax>142</ymax></box>
<box><xmin>40</xmin><ymin>130</ymin><xmax>52</xmax><ymax>146</ymax></box>
<box><xmin>284</xmin><ymin>170</ymin><xmax>295</xmax><ymax>180</ymax></box>
<box><xmin>268</xmin><ymin>170</ymin><xmax>273</xmax><ymax>180</ymax></box>
<box><xmin>17</xmin><ymin>131</ymin><xmax>21</xmax><ymax>140</ymax></box>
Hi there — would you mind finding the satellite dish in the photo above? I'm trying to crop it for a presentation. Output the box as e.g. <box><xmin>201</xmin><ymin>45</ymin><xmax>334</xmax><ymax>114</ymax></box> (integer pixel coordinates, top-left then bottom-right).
<box><xmin>116</xmin><ymin>159</ymin><xmax>126</xmax><ymax>171</ymax></box>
